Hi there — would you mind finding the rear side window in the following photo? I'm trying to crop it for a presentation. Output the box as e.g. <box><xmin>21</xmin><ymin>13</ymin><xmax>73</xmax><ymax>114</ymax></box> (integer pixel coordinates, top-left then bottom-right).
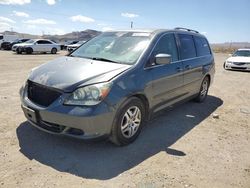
<box><xmin>194</xmin><ymin>36</ymin><xmax>211</xmax><ymax>56</ymax></box>
<box><xmin>152</xmin><ymin>33</ymin><xmax>178</xmax><ymax>62</ymax></box>
<box><xmin>37</xmin><ymin>40</ymin><xmax>52</xmax><ymax>44</ymax></box>
<box><xmin>43</xmin><ymin>40</ymin><xmax>52</xmax><ymax>44</ymax></box>
<box><xmin>178</xmin><ymin>34</ymin><xmax>196</xmax><ymax>59</ymax></box>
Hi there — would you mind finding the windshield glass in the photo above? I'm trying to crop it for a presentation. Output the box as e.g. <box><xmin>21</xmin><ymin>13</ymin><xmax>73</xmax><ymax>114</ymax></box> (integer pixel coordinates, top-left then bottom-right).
<box><xmin>71</xmin><ymin>32</ymin><xmax>152</xmax><ymax>65</ymax></box>
<box><xmin>24</xmin><ymin>39</ymin><xmax>35</xmax><ymax>44</ymax></box>
<box><xmin>233</xmin><ymin>50</ymin><xmax>250</xmax><ymax>57</ymax></box>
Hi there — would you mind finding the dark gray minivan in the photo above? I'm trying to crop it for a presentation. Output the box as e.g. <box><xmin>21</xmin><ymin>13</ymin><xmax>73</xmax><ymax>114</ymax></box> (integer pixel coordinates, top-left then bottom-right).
<box><xmin>20</xmin><ymin>28</ymin><xmax>215</xmax><ymax>146</ymax></box>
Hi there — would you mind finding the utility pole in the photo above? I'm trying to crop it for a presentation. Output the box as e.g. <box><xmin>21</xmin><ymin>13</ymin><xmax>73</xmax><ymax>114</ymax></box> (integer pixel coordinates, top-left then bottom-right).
<box><xmin>130</xmin><ymin>21</ymin><xmax>133</xmax><ymax>29</ymax></box>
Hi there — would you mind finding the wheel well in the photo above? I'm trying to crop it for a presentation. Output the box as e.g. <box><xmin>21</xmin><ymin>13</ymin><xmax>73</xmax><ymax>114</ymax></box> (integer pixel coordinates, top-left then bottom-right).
<box><xmin>132</xmin><ymin>94</ymin><xmax>149</xmax><ymax>120</ymax></box>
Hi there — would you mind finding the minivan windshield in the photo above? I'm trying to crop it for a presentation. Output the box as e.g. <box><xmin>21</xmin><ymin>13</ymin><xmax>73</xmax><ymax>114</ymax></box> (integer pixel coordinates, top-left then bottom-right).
<box><xmin>71</xmin><ymin>32</ymin><xmax>152</xmax><ymax>65</ymax></box>
<box><xmin>233</xmin><ymin>50</ymin><xmax>250</xmax><ymax>57</ymax></box>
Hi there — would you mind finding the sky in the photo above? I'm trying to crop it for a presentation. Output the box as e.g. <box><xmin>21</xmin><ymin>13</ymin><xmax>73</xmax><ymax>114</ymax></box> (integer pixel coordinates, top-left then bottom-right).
<box><xmin>0</xmin><ymin>0</ymin><xmax>249</xmax><ymax>43</ymax></box>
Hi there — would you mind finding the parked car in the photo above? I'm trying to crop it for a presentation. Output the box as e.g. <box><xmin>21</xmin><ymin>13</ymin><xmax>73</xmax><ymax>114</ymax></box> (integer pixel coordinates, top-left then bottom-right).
<box><xmin>224</xmin><ymin>49</ymin><xmax>250</xmax><ymax>71</ymax></box>
<box><xmin>67</xmin><ymin>40</ymin><xmax>86</xmax><ymax>52</ymax></box>
<box><xmin>63</xmin><ymin>40</ymin><xmax>79</xmax><ymax>50</ymax></box>
<box><xmin>20</xmin><ymin>28</ymin><xmax>215</xmax><ymax>146</ymax></box>
<box><xmin>0</xmin><ymin>34</ymin><xmax>19</xmax><ymax>48</ymax></box>
<box><xmin>1</xmin><ymin>38</ymin><xmax>30</xmax><ymax>50</ymax></box>
<box><xmin>12</xmin><ymin>39</ymin><xmax>60</xmax><ymax>54</ymax></box>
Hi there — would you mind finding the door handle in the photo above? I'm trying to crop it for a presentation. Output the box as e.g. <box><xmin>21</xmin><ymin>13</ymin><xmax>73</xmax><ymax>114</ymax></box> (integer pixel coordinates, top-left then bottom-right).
<box><xmin>176</xmin><ymin>67</ymin><xmax>183</xmax><ymax>72</ymax></box>
<box><xmin>185</xmin><ymin>65</ymin><xmax>191</xmax><ymax>70</ymax></box>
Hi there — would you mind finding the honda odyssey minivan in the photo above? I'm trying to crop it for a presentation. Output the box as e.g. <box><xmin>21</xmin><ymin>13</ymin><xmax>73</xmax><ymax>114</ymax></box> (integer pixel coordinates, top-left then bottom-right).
<box><xmin>20</xmin><ymin>28</ymin><xmax>215</xmax><ymax>146</ymax></box>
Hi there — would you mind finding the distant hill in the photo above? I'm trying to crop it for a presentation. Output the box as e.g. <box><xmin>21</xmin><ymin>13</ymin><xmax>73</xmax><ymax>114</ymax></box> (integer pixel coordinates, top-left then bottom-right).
<box><xmin>43</xmin><ymin>29</ymin><xmax>101</xmax><ymax>42</ymax></box>
<box><xmin>0</xmin><ymin>29</ymin><xmax>102</xmax><ymax>43</ymax></box>
<box><xmin>1</xmin><ymin>30</ymin><xmax>39</xmax><ymax>39</ymax></box>
<box><xmin>211</xmin><ymin>42</ymin><xmax>250</xmax><ymax>53</ymax></box>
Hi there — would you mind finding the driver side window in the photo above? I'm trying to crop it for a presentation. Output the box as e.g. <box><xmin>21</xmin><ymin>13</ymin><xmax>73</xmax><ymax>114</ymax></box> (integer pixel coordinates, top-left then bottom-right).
<box><xmin>152</xmin><ymin>33</ymin><xmax>178</xmax><ymax>63</ymax></box>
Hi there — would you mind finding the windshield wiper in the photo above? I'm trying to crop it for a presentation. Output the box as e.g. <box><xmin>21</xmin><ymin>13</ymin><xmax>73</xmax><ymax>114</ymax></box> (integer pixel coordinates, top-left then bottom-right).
<box><xmin>91</xmin><ymin>57</ymin><xmax>120</xmax><ymax>64</ymax></box>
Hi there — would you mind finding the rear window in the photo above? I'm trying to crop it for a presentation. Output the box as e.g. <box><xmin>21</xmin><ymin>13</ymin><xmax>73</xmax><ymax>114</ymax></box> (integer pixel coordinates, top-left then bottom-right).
<box><xmin>178</xmin><ymin>34</ymin><xmax>196</xmax><ymax>59</ymax></box>
<box><xmin>194</xmin><ymin>36</ymin><xmax>211</xmax><ymax>56</ymax></box>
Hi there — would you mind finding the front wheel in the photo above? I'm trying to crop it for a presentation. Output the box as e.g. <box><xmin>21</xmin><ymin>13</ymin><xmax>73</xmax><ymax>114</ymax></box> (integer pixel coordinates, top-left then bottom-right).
<box><xmin>194</xmin><ymin>76</ymin><xmax>210</xmax><ymax>103</ymax></box>
<box><xmin>16</xmin><ymin>47</ymin><xmax>22</xmax><ymax>54</ymax></box>
<box><xmin>51</xmin><ymin>48</ymin><xmax>57</xmax><ymax>54</ymax></box>
<box><xmin>110</xmin><ymin>97</ymin><xmax>145</xmax><ymax>146</ymax></box>
<box><xmin>26</xmin><ymin>47</ymin><xmax>33</xmax><ymax>54</ymax></box>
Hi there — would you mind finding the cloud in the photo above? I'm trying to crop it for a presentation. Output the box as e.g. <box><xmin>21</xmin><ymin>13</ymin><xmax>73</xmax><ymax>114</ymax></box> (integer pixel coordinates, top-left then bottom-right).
<box><xmin>70</xmin><ymin>15</ymin><xmax>95</xmax><ymax>23</ymax></box>
<box><xmin>201</xmin><ymin>31</ymin><xmax>207</xmax><ymax>35</ymax></box>
<box><xmin>23</xmin><ymin>18</ymin><xmax>56</xmax><ymax>25</ymax></box>
<box><xmin>13</xmin><ymin>11</ymin><xmax>29</xmax><ymax>18</ymax></box>
<box><xmin>0</xmin><ymin>0</ymin><xmax>31</xmax><ymax>5</ymax></box>
<box><xmin>121</xmin><ymin>12</ymin><xmax>139</xmax><ymax>18</ymax></box>
<box><xmin>102</xmin><ymin>27</ymin><xmax>113</xmax><ymax>31</ymax></box>
<box><xmin>0</xmin><ymin>16</ymin><xmax>15</xmax><ymax>23</ymax></box>
<box><xmin>0</xmin><ymin>22</ymin><xmax>11</xmax><ymax>31</ymax></box>
<box><xmin>97</xmin><ymin>23</ymin><xmax>108</xmax><ymax>26</ymax></box>
<box><xmin>46</xmin><ymin>0</ymin><xmax>56</xmax><ymax>5</ymax></box>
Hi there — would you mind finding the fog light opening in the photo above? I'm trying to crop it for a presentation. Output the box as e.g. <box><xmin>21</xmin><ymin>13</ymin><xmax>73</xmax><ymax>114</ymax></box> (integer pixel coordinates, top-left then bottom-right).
<box><xmin>67</xmin><ymin>128</ymin><xmax>84</xmax><ymax>136</ymax></box>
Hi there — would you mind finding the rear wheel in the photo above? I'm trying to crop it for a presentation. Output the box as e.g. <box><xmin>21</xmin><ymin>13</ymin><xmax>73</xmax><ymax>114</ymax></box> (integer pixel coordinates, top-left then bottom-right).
<box><xmin>194</xmin><ymin>76</ymin><xmax>210</xmax><ymax>103</ymax></box>
<box><xmin>51</xmin><ymin>48</ymin><xmax>57</xmax><ymax>54</ymax></box>
<box><xmin>110</xmin><ymin>97</ymin><xmax>145</xmax><ymax>146</ymax></box>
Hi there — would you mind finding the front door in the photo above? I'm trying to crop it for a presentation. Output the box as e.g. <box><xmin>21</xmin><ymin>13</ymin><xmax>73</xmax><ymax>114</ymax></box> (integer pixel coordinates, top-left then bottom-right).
<box><xmin>146</xmin><ymin>33</ymin><xmax>184</xmax><ymax>111</ymax></box>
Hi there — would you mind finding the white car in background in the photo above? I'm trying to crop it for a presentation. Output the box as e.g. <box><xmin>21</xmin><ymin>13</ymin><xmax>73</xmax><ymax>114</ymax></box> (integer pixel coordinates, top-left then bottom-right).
<box><xmin>224</xmin><ymin>49</ymin><xmax>250</xmax><ymax>71</ymax></box>
<box><xmin>12</xmin><ymin>39</ymin><xmax>60</xmax><ymax>54</ymax></box>
<box><xmin>67</xmin><ymin>40</ymin><xmax>86</xmax><ymax>52</ymax></box>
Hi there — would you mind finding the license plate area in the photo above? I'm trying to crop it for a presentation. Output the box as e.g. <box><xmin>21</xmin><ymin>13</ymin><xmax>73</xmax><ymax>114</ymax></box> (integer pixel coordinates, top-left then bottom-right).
<box><xmin>22</xmin><ymin>105</ymin><xmax>38</xmax><ymax>123</ymax></box>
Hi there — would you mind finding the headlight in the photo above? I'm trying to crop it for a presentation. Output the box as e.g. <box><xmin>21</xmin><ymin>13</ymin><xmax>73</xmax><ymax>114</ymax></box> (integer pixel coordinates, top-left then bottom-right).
<box><xmin>64</xmin><ymin>82</ymin><xmax>112</xmax><ymax>106</ymax></box>
<box><xmin>227</xmin><ymin>61</ymin><xmax>233</xmax><ymax>64</ymax></box>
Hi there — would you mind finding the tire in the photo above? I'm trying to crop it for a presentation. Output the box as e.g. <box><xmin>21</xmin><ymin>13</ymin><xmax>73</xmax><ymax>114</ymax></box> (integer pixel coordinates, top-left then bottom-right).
<box><xmin>26</xmin><ymin>48</ymin><xmax>33</xmax><ymax>54</ymax></box>
<box><xmin>194</xmin><ymin>76</ymin><xmax>210</xmax><ymax>103</ymax></box>
<box><xmin>110</xmin><ymin>97</ymin><xmax>145</xmax><ymax>146</ymax></box>
<box><xmin>223</xmin><ymin>62</ymin><xmax>226</xmax><ymax>69</ymax></box>
<box><xmin>51</xmin><ymin>48</ymin><xmax>57</xmax><ymax>54</ymax></box>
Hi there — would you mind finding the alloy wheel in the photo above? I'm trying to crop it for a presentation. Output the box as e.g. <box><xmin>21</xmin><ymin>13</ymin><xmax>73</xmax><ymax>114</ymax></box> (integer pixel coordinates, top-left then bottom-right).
<box><xmin>121</xmin><ymin>106</ymin><xmax>141</xmax><ymax>138</ymax></box>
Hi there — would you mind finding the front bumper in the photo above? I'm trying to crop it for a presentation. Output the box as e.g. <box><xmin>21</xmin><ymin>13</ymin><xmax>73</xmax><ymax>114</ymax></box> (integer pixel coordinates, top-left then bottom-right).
<box><xmin>20</xmin><ymin>84</ymin><xmax>116</xmax><ymax>140</ymax></box>
<box><xmin>225</xmin><ymin>62</ymin><xmax>250</xmax><ymax>71</ymax></box>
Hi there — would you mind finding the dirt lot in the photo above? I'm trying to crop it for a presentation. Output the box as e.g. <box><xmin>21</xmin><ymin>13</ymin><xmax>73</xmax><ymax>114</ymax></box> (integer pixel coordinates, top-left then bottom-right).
<box><xmin>0</xmin><ymin>51</ymin><xmax>249</xmax><ymax>188</ymax></box>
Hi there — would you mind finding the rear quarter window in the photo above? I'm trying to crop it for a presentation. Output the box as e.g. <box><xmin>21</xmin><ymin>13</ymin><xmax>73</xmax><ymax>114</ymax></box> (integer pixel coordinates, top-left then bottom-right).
<box><xmin>178</xmin><ymin>34</ymin><xmax>196</xmax><ymax>59</ymax></box>
<box><xmin>194</xmin><ymin>36</ymin><xmax>211</xmax><ymax>56</ymax></box>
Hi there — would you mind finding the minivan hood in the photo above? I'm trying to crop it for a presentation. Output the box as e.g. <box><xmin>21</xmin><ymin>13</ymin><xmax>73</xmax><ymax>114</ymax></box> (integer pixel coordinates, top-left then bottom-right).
<box><xmin>28</xmin><ymin>56</ymin><xmax>131</xmax><ymax>92</ymax></box>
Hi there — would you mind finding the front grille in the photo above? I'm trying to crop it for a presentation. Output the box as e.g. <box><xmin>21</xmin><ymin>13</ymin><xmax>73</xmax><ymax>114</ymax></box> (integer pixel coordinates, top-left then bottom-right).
<box><xmin>233</xmin><ymin>62</ymin><xmax>246</xmax><ymax>66</ymax></box>
<box><xmin>40</xmin><ymin>121</ymin><xmax>65</xmax><ymax>133</ymax></box>
<box><xmin>231</xmin><ymin>66</ymin><xmax>247</xmax><ymax>70</ymax></box>
<box><xmin>27</xmin><ymin>80</ymin><xmax>62</xmax><ymax>107</ymax></box>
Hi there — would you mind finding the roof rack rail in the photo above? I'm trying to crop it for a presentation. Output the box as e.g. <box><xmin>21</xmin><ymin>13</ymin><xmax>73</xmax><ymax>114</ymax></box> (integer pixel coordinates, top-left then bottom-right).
<box><xmin>174</xmin><ymin>27</ymin><xmax>199</xmax><ymax>34</ymax></box>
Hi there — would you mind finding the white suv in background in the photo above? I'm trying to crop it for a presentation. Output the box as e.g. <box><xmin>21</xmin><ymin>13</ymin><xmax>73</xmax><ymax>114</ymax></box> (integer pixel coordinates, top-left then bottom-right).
<box><xmin>12</xmin><ymin>39</ymin><xmax>60</xmax><ymax>54</ymax></box>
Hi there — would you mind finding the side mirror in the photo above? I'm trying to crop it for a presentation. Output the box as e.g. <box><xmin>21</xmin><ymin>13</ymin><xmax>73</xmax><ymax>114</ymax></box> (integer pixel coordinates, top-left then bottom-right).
<box><xmin>155</xmin><ymin>54</ymin><xmax>172</xmax><ymax>65</ymax></box>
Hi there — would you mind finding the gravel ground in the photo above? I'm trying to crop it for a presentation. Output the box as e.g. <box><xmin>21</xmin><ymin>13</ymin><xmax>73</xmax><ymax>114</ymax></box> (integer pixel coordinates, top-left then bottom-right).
<box><xmin>0</xmin><ymin>51</ymin><xmax>249</xmax><ymax>188</ymax></box>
